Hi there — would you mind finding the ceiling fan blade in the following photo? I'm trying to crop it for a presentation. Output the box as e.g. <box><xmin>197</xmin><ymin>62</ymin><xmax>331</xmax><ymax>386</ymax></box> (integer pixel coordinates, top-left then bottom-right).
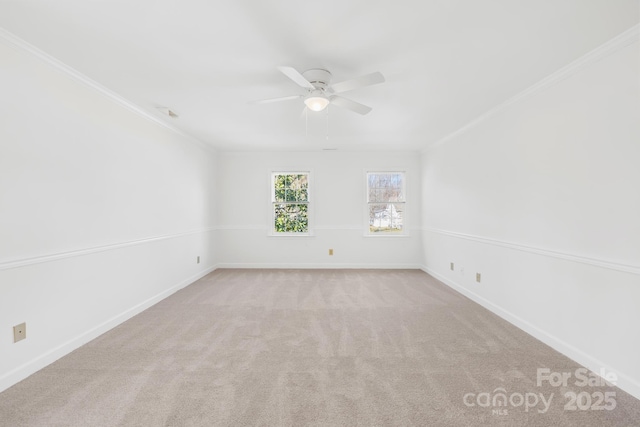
<box><xmin>330</xmin><ymin>72</ymin><xmax>385</xmax><ymax>94</ymax></box>
<box><xmin>330</xmin><ymin>95</ymin><xmax>372</xmax><ymax>115</ymax></box>
<box><xmin>277</xmin><ymin>66</ymin><xmax>315</xmax><ymax>90</ymax></box>
<box><xmin>252</xmin><ymin>95</ymin><xmax>303</xmax><ymax>104</ymax></box>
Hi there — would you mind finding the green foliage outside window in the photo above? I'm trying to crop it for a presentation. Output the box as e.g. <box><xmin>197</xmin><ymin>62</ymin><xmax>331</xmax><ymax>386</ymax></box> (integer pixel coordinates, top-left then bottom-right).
<box><xmin>273</xmin><ymin>174</ymin><xmax>309</xmax><ymax>233</ymax></box>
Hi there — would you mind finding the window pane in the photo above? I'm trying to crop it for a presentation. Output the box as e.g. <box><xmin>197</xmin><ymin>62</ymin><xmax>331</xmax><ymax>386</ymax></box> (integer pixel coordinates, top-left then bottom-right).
<box><xmin>367</xmin><ymin>186</ymin><xmax>376</xmax><ymax>202</ymax></box>
<box><xmin>367</xmin><ymin>172</ymin><xmax>405</xmax><ymax>203</ymax></box>
<box><xmin>275</xmin><ymin>174</ymin><xmax>309</xmax><ymax>197</ymax></box>
<box><xmin>274</xmin><ymin>175</ymin><xmax>286</xmax><ymax>202</ymax></box>
<box><xmin>368</xmin><ymin>203</ymin><xmax>404</xmax><ymax>233</ymax></box>
<box><xmin>285</xmin><ymin>189</ymin><xmax>296</xmax><ymax>202</ymax></box>
<box><xmin>368</xmin><ymin>174</ymin><xmax>376</xmax><ymax>189</ymax></box>
<box><xmin>274</xmin><ymin>203</ymin><xmax>308</xmax><ymax>233</ymax></box>
<box><xmin>387</xmin><ymin>185</ymin><xmax>403</xmax><ymax>202</ymax></box>
<box><xmin>296</xmin><ymin>174</ymin><xmax>307</xmax><ymax>189</ymax></box>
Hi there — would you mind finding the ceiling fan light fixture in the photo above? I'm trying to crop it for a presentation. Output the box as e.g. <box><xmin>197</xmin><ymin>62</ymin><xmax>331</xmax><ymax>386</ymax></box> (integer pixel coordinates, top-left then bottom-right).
<box><xmin>304</xmin><ymin>94</ymin><xmax>330</xmax><ymax>112</ymax></box>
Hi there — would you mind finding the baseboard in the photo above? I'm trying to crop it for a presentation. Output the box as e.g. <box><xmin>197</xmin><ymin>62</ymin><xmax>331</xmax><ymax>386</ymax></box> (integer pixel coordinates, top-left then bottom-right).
<box><xmin>0</xmin><ymin>265</ymin><xmax>216</xmax><ymax>393</ymax></box>
<box><xmin>420</xmin><ymin>265</ymin><xmax>640</xmax><ymax>401</ymax></box>
<box><xmin>215</xmin><ymin>263</ymin><xmax>423</xmax><ymax>269</ymax></box>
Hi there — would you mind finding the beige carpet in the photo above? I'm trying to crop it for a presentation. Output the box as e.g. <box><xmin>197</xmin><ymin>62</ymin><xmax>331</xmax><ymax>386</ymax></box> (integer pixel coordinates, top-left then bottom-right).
<box><xmin>1</xmin><ymin>269</ymin><xmax>639</xmax><ymax>426</ymax></box>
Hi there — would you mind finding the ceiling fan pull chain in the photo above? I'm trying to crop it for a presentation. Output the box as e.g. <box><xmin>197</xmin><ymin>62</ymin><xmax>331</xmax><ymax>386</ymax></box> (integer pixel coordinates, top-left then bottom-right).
<box><xmin>326</xmin><ymin>107</ymin><xmax>329</xmax><ymax>140</ymax></box>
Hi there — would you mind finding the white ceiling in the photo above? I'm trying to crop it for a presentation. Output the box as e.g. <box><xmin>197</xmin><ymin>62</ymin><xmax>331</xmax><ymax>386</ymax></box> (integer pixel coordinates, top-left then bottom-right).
<box><xmin>1</xmin><ymin>1</ymin><xmax>638</xmax><ymax>151</ymax></box>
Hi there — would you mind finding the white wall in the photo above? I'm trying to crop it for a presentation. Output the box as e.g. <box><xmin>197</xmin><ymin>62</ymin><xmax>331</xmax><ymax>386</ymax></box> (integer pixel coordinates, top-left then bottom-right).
<box><xmin>3</xmin><ymin>16</ymin><xmax>637</xmax><ymax>407</ymax></box>
<box><xmin>216</xmin><ymin>151</ymin><xmax>422</xmax><ymax>268</ymax></box>
<box><xmin>421</xmin><ymin>37</ymin><xmax>640</xmax><ymax>398</ymax></box>
<box><xmin>0</xmin><ymin>38</ymin><xmax>217</xmax><ymax>391</ymax></box>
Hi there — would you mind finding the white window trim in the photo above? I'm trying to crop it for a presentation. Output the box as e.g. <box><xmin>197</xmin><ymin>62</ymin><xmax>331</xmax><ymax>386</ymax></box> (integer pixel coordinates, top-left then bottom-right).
<box><xmin>268</xmin><ymin>170</ymin><xmax>314</xmax><ymax>237</ymax></box>
<box><xmin>364</xmin><ymin>170</ymin><xmax>407</xmax><ymax>237</ymax></box>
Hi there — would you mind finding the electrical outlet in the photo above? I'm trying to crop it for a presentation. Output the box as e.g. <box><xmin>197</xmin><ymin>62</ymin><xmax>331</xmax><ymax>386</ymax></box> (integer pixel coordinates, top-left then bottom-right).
<box><xmin>328</xmin><ymin>249</ymin><xmax>334</xmax><ymax>256</ymax></box>
<box><xmin>13</xmin><ymin>323</ymin><xmax>26</xmax><ymax>343</ymax></box>
<box><xmin>450</xmin><ymin>262</ymin><xmax>454</xmax><ymax>271</ymax></box>
<box><xmin>476</xmin><ymin>273</ymin><xmax>481</xmax><ymax>283</ymax></box>
<box><xmin>197</xmin><ymin>256</ymin><xmax>200</xmax><ymax>264</ymax></box>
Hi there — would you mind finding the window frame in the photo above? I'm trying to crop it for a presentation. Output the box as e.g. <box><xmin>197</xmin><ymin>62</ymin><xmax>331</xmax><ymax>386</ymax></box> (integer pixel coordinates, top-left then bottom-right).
<box><xmin>365</xmin><ymin>171</ymin><xmax>407</xmax><ymax>236</ymax></box>
<box><xmin>269</xmin><ymin>171</ymin><xmax>313</xmax><ymax>237</ymax></box>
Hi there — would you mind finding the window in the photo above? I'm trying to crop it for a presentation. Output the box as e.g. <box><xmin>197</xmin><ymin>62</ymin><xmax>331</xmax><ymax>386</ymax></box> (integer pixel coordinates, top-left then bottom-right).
<box><xmin>272</xmin><ymin>172</ymin><xmax>310</xmax><ymax>234</ymax></box>
<box><xmin>367</xmin><ymin>172</ymin><xmax>405</xmax><ymax>234</ymax></box>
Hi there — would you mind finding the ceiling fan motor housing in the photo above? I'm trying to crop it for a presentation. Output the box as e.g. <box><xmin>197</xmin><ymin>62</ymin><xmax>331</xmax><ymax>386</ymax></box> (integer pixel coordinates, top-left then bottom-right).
<box><xmin>302</xmin><ymin>69</ymin><xmax>332</xmax><ymax>91</ymax></box>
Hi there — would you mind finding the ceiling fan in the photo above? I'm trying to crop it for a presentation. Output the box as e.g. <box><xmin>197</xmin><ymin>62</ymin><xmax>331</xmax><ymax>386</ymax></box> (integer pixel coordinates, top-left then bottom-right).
<box><xmin>254</xmin><ymin>66</ymin><xmax>385</xmax><ymax>115</ymax></box>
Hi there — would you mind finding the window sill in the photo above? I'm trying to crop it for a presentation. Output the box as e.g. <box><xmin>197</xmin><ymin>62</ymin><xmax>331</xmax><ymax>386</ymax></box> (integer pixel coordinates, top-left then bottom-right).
<box><xmin>363</xmin><ymin>233</ymin><xmax>410</xmax><ymax>238</ymax></box>
<box><xmin>268</xmin><ymin>231</ymin><xmax>315</xmax><ymax>238</ymax></box>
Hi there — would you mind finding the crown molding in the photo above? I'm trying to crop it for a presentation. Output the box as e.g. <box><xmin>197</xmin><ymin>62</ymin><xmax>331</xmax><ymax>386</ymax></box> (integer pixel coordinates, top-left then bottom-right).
<box><xmin>0</xmin><ymin>26</ymin><xmax>216</xmax><ymax>154</ymax></box>
<box><xmin>423</xmin><ymin>24</ymin><xmax>640</xmax><ymax>153</ymax></box>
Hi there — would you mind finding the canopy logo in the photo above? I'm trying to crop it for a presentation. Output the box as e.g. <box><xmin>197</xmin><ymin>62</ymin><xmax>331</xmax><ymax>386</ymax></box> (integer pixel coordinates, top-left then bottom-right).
<box><xmin>462</xmin><ymin>367</ymin><xmax>619</xmax><ymax>416</ymax></box>
<box><xmin>463</xmin><ymin>388</ymin><xmax>553</xmax><ymax>416</ymax></box>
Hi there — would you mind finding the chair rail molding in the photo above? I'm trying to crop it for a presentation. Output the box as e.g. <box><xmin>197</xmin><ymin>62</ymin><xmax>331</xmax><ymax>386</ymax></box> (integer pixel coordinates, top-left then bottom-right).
<box><xmin>422</xmin><ymin>227</ymin><xmax>640</xmax><ymax>275</ymax></box>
